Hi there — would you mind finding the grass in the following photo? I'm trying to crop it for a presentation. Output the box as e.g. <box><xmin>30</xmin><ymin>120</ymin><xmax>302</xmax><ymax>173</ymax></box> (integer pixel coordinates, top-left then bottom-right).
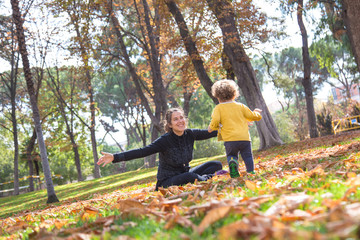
<box><xmin>0</xmin><ymin>167</ymin><xmax>159</xmax><ymax>219</ymax></box>
<box><xmin>1</xmin><ymin>130</ymin><xmax>360</xmax><ymax>239</ymax></box>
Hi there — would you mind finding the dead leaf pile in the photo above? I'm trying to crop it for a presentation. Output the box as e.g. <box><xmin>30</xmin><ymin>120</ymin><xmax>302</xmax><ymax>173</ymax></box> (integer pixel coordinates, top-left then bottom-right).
<box><xmin>1</xmin><ymin>131</ymin><xmax>360</xmax><ymax>239</ymax></box>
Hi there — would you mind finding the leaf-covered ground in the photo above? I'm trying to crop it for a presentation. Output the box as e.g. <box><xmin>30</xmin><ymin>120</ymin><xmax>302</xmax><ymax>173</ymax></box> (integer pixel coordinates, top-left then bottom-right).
<box><xmin>1</xmin><ymin>131</ymin><xmax>360</xmax><ymax>240</ymax></box>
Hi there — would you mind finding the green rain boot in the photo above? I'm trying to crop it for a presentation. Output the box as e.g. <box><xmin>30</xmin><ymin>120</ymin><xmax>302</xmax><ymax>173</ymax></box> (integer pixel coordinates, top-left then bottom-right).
<box><xmin>228</xmin><ymin>158</ymin><xmax>240</xmax><ymax>178</ymax></box>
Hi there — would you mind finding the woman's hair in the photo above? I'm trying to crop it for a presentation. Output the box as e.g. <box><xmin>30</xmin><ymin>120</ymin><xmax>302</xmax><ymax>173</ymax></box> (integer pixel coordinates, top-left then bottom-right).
<box><xmin>211</xmin><ymin>79</ymin><xmax>239</xmax><ymax>102</ymax></box>
<box><xmin>163</xmin><ymin>108</ymin><xmax>187</xmax><ymax>133</ymax></box>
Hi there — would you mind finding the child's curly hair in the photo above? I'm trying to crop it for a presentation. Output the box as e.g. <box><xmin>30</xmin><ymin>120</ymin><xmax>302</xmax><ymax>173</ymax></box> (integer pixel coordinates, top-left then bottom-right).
<box><xmin>211</xmin><ymin>79</ymin><xmax>239</xmax><ymax>102</ymax></box>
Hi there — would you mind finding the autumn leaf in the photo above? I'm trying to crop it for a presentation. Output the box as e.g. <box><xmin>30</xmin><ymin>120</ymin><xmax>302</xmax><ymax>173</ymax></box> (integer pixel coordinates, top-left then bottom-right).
<box><xmin>4</xmin><ymin>220</ymin><xmax>29</xmax><ymax>234</ymax></box>
<box><xmin>245</xmin><ymin>180</ymin><xmax>257</xmax><ymax>191</ymax></box>
<box><xmin>197</xmin><ymin>206</ymin><xmax>232</xmax><ymax>234</ymax></box>
<box><xmin>164</xmin><ymin>214</ymin><xmax>194</xmax><ymax>230</ymax></box>
<box><xmin>54</xmin><ymin>219</ymin><xmax>69</xmax><ymax>229</ymax></box>
<box><xmin>217</xmin><ymin>221</ymin><xmax>245</xmax><ymax>240</ymax></box>
<box><xmin>344</xmin><ymin>176</ymin><xmax>360</xmax><ymax>186</ymax></box>
<box><xmin>344</xmin><ymin>203</ymin><xmax>360</xmax><ymax>221</ymax></box>
<box><xmin>67</xmin><ymin>233</ymin><xmax>93</xmax><ymax>240</ymax></box>
<box><xmin>265</xmin><ymin>193</ymin><xmax>313</xmax><ymax>216</ymax></box>
<box><xmin>84</xmin><ymin>206</ymin><xmax>100</xmax><ymax>215</ymax></box>
<box><xmin>306</xmin><ymin>165</ymin><xmax>325</xmax><ymax>177</ymax></box>
<box><xmin>342</xmin><ymin>187</ymin><xmax>357</xmax><ymax>201</ymax></box>
<box><xmin>112</xmin><ymin>199</ymin><xmax>145</xmax><ymax>211</ymax></box>
<box><xmin>281</xmin><ymin>209</ymin><xmax>312</xmax><ymax>222</ymax></box>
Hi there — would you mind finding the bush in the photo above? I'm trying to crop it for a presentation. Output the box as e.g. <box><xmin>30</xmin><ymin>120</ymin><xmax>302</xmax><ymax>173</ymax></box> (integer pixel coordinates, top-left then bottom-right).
<box><xmin>348</xmin><ymin>100</ymin><xmax>360</xmax><ymax>116</ymax></box>
<box><xmin>316</xmin><ymin>110</ymin><xmax>333</xmax><ymax>136</ymax></box>
<box><xmin>272</xmin><ymin>111</ymin><xmax>297</xmax><ymax>143</ymax></box>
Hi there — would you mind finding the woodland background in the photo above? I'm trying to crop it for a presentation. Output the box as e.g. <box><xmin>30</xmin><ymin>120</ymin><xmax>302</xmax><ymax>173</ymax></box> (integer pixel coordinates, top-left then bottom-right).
<box><xmin>1</xmin><ymin>0</ymin><xmax>360</xmax><ymax>203</ymax></box>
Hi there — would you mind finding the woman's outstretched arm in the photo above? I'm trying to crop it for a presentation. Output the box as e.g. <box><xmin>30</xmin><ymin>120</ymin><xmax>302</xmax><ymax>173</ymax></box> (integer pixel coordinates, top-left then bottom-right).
<box><xmin>97</xmin><ymin>152</ymin><xmax>114</xmax><ymax>167</ymax></box>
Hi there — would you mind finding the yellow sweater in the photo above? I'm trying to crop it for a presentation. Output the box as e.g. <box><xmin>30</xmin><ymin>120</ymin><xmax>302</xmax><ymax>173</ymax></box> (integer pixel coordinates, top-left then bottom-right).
<box><xmin>209</xmin><ymin>102</ymin><xmax>262</xmax><ymax>141</ymax></box>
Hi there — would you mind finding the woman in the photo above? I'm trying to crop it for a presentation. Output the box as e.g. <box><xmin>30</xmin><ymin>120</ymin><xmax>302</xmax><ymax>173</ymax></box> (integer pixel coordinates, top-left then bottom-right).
<box><xmin>97</xmin><ymin>108</ymin><xmax>223</xmax><ymax>190</ymax></box>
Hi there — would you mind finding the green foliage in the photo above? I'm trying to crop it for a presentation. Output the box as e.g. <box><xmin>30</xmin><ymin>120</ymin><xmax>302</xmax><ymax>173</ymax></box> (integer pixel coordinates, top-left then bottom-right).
<box><xmin>47</xmin><ymin>139</ymin><xmax>94</xmax><ymax>185</ymax></box>
<box><xmin>310</xmin><ymin>35</ymin><xmax>342</xmax><ymax>78</ymax></box>
<box><xmin>310</xmin><ymin>35</ymin><xmax>359</xmax><ymax>93</ymax></box>
<box><xmin>271</xmin><ymin>111</ymin><xmax>296</xmax><ymax>143</ymax></box>
<box><xmin>0</xmin><ymin>124</ymin><xmax>30</xmax><ymax>190</ymax></box>
<box><xmin>193</xmin><ymin>138</ymin><xmax>224</xmax><ymax>159</ymax></box>
<box><xmin>187</xmin><ymin>87</ymin><xmax>215</xmax><ymax>129</ymax></box>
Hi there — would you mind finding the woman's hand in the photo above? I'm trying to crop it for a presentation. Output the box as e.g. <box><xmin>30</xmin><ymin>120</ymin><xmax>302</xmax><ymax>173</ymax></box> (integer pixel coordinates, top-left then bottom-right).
<box><xmin>97</xmin><ymin>152</ymin><xmax>114</xmax><ymax>167</ymax></box>
<box><xmin>208</xmin><ymin>125</ymin><xmax>214</xmax><ymax>133</ymax></box>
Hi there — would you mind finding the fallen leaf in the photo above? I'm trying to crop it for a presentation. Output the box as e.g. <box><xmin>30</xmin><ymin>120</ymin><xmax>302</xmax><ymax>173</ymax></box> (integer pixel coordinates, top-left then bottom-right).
<box><xmin>164</xmin><ymin>214</ymin><xmax>194</xmax><ymax>230</ymax></box>
<box><xmin>265</xmin><ymin>193</ymin><xmax>313</xmax><ymax>216</ymax></box>
<box><xmin>342</xmin><ymin>187</ymin><xmax>357</xmax><ymax>201</ymax></box>
<box><xmin>112</xmin><ymin>199</ymin><xmax>145</xmax><ymax>212</ymax></box>
<box><xmin>347</xmin><ymin>172</ymin><xmax>356</xmax><ymax>178</ymax></box>
<box><xmin>54</xmin><ymin>219</ymin><xmax>69</xmax><ymax>229</ymax></box>
<box><xmin>84</xmin><ymin>206</ymin><xmax>100</xmax><ymax>215</ymax></box>
<box><xmin>197</xmin><ymin>206</ymin><xmax>232</xmax><ymax>234</ymax></box>
<box><xmin>245</xmin><ymin>180</ymin><xmax>257</xmax><ymax>191</ymax></box>
<box><xmin>345</xmin><ymin>203</ymin><xmax>360</xmax><ymax>221</ymax></box>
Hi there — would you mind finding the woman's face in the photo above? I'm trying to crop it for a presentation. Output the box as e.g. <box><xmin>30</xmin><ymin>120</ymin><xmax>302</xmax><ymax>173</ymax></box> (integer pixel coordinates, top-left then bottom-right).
<box><xmin>169</xmin><ymin>111</ymin><xmax>186</xmax><ymax>136</ymax></box>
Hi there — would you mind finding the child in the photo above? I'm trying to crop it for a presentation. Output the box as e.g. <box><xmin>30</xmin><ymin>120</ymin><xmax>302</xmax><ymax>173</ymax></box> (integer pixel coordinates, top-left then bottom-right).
<box><xmin>208</xmin><ymin>79</ymin><xmax>262</xmax><ymax>178</ymax></box>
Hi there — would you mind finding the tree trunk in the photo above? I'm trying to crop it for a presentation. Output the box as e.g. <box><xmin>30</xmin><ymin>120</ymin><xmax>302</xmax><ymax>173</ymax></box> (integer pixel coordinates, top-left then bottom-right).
<box><xmin>141</xmin><ymin>0</ymin><xmax>168</xmax><ymax>119</ymax></box>
<box><xmin>293</xmin><ymin>86</ymin><xmax>306</xmax><ymax>140</ymax></box>
<box><xmin>183</xmin><ymin>90</ymin><xmax>192</xmax><ymax>117</ymax></box>
<box><xmin>47</xmin><ymin>69</ymin><xmax>84</xmax><ymax>182</ymax></box>
<box><xmin>11</xmin><ymin>91</ymin><xmax>19</xmax><ymax>195</ymax></box>
<box><xmin>146</xmin><ymin>126</ymin><xmax>158</xmax><ymax>168</ymax></box>
<box><xmin>70</xmin><ymin>133</ymin><xmax>83</xmax><ymax>181</ymax></box>
<box><xmin>342</xmin><ymin>0</ymin><xmax>360</xmax><ymax>73</ymax></box>
<box><xmin>88</xmin><ymin>78</ymin><xmax>101</xmax><ymax>178</ymax></box>
<box><xmin>206</xmin><ymin>0</ymin><xmax>283</xmax><ymax>150</ymax></box>
<box><xmin>68</xmin><ymin>10</ymin><xmax>101</xmax><ymax>179</ymax></box>
<box><xmin>9</xmin><ymin>28</ymin><xmax>20</xmax><ymax>195</ymax></box>
<box><xmin>165</xmin><ymin>0</ymin><xmax>218</xmax><ymax>104</ymax></box>
<box><xmin>138</xmin><ymin>0</ymin><xmax>166</xmax><ymax>168</ymax></box>
<box><xmin>11</xmin><ymin>0</ymin><xmax>59</xmax><ymax>203</ymax></box>
<box><xmin>26</xmin><ymin>129</ymin><xmax>36</xmax><ymax>192</ymax></box>
<box><xmin>222</xmin><ymin>51</ymin><xmax>235</xmax><ymax>80</ymax></box>
<box><xmin>297</xmin><ymin>0</ymin><xmax>318</xmax><ymax>138</ymax></box>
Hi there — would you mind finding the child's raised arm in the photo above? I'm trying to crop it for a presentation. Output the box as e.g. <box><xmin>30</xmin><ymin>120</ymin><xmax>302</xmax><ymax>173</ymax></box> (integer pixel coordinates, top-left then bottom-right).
<box><xmin>254</xmin><ymin>108</ymin><xmax>262</xmax><ymax>114</ymax></box>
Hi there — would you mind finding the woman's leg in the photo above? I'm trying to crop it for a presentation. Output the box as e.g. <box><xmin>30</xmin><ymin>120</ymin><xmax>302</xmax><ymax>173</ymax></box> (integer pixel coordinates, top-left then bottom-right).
<box><xmin>159</xmin><ymin>172</ymin><xmax>206</xmax><ymax>188</ymax></box>
<box><xmin>158</xmin><ymin>161</ymin><xmax>222</xmax><ymax>189</ymax></box>
<box><xmin>190</xmin><ymin>161</ymin><xmax>222</xmax><ymax>175</ymax></box>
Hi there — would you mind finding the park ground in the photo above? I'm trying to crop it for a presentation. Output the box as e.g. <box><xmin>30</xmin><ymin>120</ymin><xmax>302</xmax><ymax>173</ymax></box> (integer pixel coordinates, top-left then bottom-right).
<box><xmin>1</xmin><ymin>130</ymin><xmax>360</xmax><ymax>239</ymax></box>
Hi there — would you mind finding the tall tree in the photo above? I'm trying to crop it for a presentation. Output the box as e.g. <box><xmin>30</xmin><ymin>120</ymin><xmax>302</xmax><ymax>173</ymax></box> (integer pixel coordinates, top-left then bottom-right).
<box><xmin>206</xmin><ymin>0</ymin><xmax>283</xmax><ymax>149</ymax></box>
<box><xmin>296</xmin><ymin>0</ymin><xmax>318</xmax><ymax>138</ymax></box>
<box><xmin>342</xmin><ymin>0</ymin><xmax>360</xmax><ymax>73</ymax></box>
<box><xmin>136</xmin><ymin>0</ymin><xmax>168</xmax><ymax>167</ymax></box>
<box><xmin>46</xmin><ymin>66</ymin><xmax>84</xmax><ymax>182</ymax></box>
<box><xmin>48</xmin><ymin>0</ymin><xmax>101</xmax><ymax>178</ymax></box>
<box><xmin>11</xmin><ymin>0</ymin><xmax>59</xmax><ymax>203</ymax></box>
<box><xmin>0</xmin><ymin>12</ymin><xmax>21</xmax><ymax>195</ymax></box>
<box><xmin>164</xmin><ymin>0</ymin><xmax>218</xmax><ymax>104</ymax></box>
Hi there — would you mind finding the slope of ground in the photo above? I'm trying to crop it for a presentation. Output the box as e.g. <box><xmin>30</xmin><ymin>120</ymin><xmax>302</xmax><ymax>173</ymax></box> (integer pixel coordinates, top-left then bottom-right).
<box><xmin>1</xmin><ymin>130</ymin><xmax>360</xmax><ymax>239</ymax></box>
